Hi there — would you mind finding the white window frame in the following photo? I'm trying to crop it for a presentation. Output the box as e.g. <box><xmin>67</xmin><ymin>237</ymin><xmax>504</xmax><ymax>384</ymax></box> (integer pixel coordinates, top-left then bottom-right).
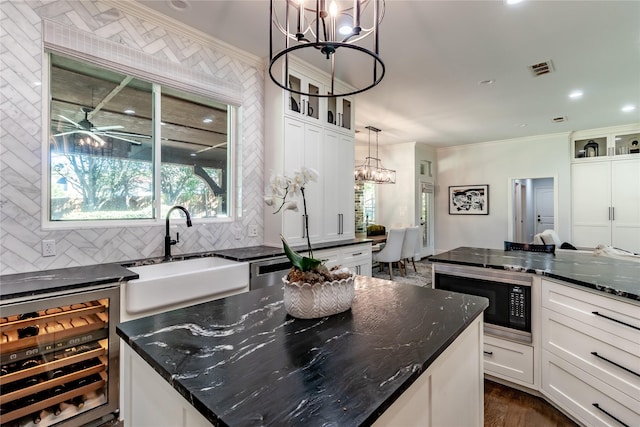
<box><xmin>41</xmin><ymin>20</ymin><xmax>243</xmax><ymax>230</ymax></box>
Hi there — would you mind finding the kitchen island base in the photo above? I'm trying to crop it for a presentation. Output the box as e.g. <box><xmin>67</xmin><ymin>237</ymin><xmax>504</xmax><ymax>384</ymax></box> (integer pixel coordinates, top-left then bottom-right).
<box><xmin>124</xmin><ymin>316</ymin><xmax>484</xmax><ymax>427</ymax></box>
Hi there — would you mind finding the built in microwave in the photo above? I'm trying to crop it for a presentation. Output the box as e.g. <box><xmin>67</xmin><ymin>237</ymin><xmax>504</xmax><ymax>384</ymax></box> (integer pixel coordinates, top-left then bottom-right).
<box><xmin>434</xmin><ymin>264</ymin><xmax>532</xmax><ymax>344</ymax></box>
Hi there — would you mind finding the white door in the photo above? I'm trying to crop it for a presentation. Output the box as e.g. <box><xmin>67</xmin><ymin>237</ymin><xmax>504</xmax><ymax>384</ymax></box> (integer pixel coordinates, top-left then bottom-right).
<box><xmin>323</xmin><ymin>130</ymin><xmax>355</xmax><ymax>240</ymax></box>
<box><xmin>611</xmin><ymin>158</ymin><xmax>640</xmax><ymax>252</ymax></box>
<box><xmin>420</xmin><ymin>182</ymin><xmax>435</xmax><ymax>257</ymax></box>
<box><xmin>534</xmin><ymin>187</ymin><xmax>554</xmax><ymax>234</ymax></box>
<box><xmin>283</xmin><ymin>117</ymin><xmax>323</xmax><ymax>244</ymax></box>
<box><xmin>572</xmin><ymin>162</ymin><xmax>612</xmax><ymax>248</ymax></box>
<box><xmin>514</xmin><ymin>182</ymin><xmax>527</xmax><ymax>242</ymax></box>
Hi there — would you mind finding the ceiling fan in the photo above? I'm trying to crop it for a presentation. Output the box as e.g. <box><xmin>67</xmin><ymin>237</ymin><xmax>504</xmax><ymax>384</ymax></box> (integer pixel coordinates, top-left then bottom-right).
<box><xmin>53</xmin><ymin>107</ymin><xmax>148</xmax><ymax>146</ymax></box>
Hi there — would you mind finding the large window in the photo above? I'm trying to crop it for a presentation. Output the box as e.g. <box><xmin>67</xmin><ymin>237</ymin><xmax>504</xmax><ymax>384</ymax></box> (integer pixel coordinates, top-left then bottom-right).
<box><xmin>48</xmin><ymin>53</ymin><xmax>235</xmax><ymax>224</ymax></box>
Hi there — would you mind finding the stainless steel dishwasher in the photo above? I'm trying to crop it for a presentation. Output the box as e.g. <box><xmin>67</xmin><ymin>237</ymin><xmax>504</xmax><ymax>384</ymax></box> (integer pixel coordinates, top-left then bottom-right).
<box><xmin>249</xmin><ymin>256</ymin><xmax>292</xmax><ymax>290</ymax></box>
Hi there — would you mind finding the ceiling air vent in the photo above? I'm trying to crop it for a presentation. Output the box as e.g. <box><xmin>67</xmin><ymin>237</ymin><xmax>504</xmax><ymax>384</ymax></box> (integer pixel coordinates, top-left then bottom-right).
<box><xmin>529</xmin><ymin>60</ymin><xmax>554</xmax><ymax>77</ymax></box>
<box><xmin>552</xmin><ymin>116</ymin><xmax>567</xmax><ymax>123</ymax></box>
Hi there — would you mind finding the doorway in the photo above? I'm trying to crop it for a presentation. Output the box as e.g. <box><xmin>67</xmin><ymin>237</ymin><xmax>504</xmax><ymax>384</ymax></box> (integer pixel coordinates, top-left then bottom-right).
<box><xmin>420</xmin><ymin>181</ymin><xmax>435</xmax><ymax>257</ymax></box>
<box><xmin>509</xmin><ymin>177</ymin><xmax>557</xmax><ymax>243</ymax></box>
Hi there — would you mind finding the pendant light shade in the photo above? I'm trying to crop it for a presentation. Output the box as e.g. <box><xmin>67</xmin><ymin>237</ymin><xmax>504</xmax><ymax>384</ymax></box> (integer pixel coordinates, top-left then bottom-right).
<box><xmin>269</xmin><ymin>0</ymin><xmax>385</xmax><ymax>97</ymax></box>
<box><xmin>354</xmin><ymin>126</ymin><xmax>395</xmax><ymax>184</ymax></box>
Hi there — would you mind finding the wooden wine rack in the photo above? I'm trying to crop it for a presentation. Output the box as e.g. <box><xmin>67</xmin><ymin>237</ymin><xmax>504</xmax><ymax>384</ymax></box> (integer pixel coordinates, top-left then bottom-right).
<box><xmin>0</xmin><ymin>300</ymin><xmax>110</xmax><ymax>425</ymax></box>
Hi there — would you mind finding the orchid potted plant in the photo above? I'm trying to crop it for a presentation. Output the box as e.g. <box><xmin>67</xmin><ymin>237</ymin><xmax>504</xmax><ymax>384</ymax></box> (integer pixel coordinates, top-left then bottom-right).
<box><xmin>265</xmin><ymin>167</ymin><xmax>355</xmax><ymax>318</ymax></box>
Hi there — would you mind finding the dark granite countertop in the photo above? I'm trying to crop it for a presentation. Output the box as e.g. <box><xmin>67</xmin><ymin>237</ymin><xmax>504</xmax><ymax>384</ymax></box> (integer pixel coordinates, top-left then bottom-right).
<box><xmin>117</xmin><ymin>276</ymin><xmax>488</xmax><ymax>426</ymax></box>
<box><xmin>429</xmin><ymin>247</ymin><xmax>640</xmax><ymax>302</ymax></box>
<box><xmin>0</xmin><ymin>263</ymin><xmax>137</xmax><ymax>301</ymax></box>
<box><xmin>1</xmin><ymin>240</ymin><xmax>373</xmax><ymax>301</ymax></box>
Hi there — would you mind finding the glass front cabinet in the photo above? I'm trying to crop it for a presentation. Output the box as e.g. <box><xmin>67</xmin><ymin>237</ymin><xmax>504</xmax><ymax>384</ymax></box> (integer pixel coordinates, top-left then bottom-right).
<box><xmin>572</xmin><ymin>128</ymin><xmax>640</xmax><ymax>160</ymax></box>
<box><xmin>0</xmin><ymin>286</ymin><xmax>120</xmax><ymax>427</ymax></box>
<box><xmin>285</xmin><ymin>71</ymin><xmax>321</xmax><ymax>123</ymax></box>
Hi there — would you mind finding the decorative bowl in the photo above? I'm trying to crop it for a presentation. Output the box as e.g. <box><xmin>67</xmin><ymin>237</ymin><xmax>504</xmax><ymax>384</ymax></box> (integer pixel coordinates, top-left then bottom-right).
<box><xmin>282</xmin><ymin>273</ymin><xmax>356</xmax><ymax>319</ymax></box>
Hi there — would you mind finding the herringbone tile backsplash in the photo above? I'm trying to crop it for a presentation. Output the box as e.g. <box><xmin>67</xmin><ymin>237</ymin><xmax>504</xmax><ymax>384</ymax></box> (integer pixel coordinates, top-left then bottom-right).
<box><xmin>0</xmin><ymin>1</ymin><xmax>264</xmax><ymax>274</ymax></box>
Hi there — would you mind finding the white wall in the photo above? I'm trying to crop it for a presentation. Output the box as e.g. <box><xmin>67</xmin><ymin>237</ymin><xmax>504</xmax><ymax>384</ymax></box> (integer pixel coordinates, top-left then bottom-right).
<box><xmin>378</xmin><ymin>142</ymin><xmax>416</xmax><ymax>228</ymax></box>
<box><xmin>435</xmin><ymin>132</ymin><xmax>571</xmax><ymax>253</ymax></box>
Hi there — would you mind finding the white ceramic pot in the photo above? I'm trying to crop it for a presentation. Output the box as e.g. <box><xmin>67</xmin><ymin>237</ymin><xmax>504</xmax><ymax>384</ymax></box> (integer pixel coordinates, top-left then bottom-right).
<box><xmin>282</xmin><ymin>273</ymin><xmax>355</xmax><ymax>319</ymax></box>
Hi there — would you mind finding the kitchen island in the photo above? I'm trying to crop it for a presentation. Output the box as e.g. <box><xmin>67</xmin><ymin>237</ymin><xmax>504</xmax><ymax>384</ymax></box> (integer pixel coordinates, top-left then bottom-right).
<box><xmin>116</xmin><ymin>276</ymin><xmax>488</xmax><ymax>426</ymax></box>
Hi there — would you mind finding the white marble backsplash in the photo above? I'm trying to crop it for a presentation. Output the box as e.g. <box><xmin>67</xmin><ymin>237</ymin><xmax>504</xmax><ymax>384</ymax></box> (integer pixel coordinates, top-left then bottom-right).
<box><xmin>0</xmin><ymin>0</ymin><xmax>264</xmax><ymax>274</ymax></box>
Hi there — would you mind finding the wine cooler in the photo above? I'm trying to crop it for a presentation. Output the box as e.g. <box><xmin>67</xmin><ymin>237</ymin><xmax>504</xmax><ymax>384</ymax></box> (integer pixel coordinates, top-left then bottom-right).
<box><xmin>1</xmin><ymin>285</ymin><xmax>119</xmax><ymax>427</ymax></box>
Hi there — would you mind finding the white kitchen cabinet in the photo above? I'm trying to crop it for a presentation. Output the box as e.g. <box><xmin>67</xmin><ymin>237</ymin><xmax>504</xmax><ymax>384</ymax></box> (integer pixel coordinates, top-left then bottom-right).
<box><xmin>285</xmin><ymin>69</ymin><xmax>322</xmax><ymax>124</ymax></box>
<box><xmin>325</xmin><ymin>84</ymin><xmax>354</xmax><ymax>134</ymax></box>
<box><xmin>483</xmin><ymin>335</ymin><xmax>534</xmax><ymax>386</ymax></box>
<box><xmin>373</xmin><ymin>316</ymin><xmax>484</xmax><ymax>427</ymax></box>
<box><xmin>571</xmin><ymin>158</ymin><xmax>640</xmax><ymax>252</ymax></box>
<box><xmin>541</xmin><ymin>278</ymin><xmax>640</xmax><ymax>427</ymax></box>
<box><xmin>339</xmin><ymin>244</ymin><xmax>372</xmax><ymax>276</ymax></box>
<box><xmin>314</xmin><ymin>243</ymin><xmax>372</xmax><ymax>276</ymax></box>
<box><xmin>572</xmin><ymin>128</ymin><xmax>640</xmax><ymax>159</ymax></box>
<box><xmin>265</xmin><ymin>57</ymin><xmax>356</xmax><ymax>247</ymax></box>
<box><xmin>279</xmin><ymin>117</ymin><xmax>324</xmax><ymax>245</ymax></box>
<box><xmin>324</xmin><ymin>129</ymin><xmax>355</xmax><ymax>241</ymax></box>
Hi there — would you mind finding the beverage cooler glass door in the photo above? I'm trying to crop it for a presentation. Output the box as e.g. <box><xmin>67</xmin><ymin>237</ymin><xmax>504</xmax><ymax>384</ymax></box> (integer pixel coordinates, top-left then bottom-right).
<box><xmin>0</xmin><ymin>286</ymin><xmax>120</xmax><ymax>426</ymax></box>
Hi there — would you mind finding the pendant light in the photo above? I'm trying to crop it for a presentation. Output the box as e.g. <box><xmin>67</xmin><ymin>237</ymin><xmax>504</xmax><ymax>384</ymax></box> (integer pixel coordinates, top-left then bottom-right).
<box><xmin>354</xmin><ymin>126</ymin><xmax>395</xmax><ymax>184</ymax></box>
<box><xmin>269</xmin><ymin>0</ymin><xmax>385</xmax><ymax>97</ymax></box>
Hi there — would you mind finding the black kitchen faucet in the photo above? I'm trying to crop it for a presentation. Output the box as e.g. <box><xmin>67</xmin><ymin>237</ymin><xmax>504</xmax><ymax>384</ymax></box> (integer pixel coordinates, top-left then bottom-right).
<box><xmin>164</xmin><ymin>205</ymin><xmax>192</xmax><ymax>260</ymax></box>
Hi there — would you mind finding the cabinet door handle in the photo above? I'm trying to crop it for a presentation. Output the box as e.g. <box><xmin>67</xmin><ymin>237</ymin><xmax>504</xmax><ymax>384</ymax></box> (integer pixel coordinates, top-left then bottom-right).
<box><xmin>592</xmin><ymin>403</ymin><xmax>629</xmax><ymax>427</ymax></box>
<box><xmin>611</xmin><ymin>207</ymin><xmax>615</xmax><ymax>221</ymax></box>
<box><xmin>592</xmin><ymin>311</ymin><xmax>640</xmax><ymax>331</ymax></box>
<box><xmin>608</xmin><ymin>207</ymin><xmax>612</xmax><ymax>220</ymax></box>
<box><xmin>591</xmin><ymin>352</ymin><xmax>640</xmax><ymax>377</ymax></box>
<box><xmin>483</xmin><ymin>351</ymin><xmax>493</xmax><ymax>356</ymax></box>
<box><xmin>351</xmin><ymin>252</ymin><xmax>363</xmax><ymax>256</ymax></box>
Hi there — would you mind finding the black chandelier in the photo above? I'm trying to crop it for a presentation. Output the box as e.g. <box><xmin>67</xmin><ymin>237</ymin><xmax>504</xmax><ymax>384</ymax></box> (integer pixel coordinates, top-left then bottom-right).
<box><xmin>354</xmin><ymin>126</ymin><xmax>395</xmax><ymax>184</ymax></box>
<box><xmin>269</xmin><ymin>0</ymin><xmax>385</xmax><ymax>97</ymax></box>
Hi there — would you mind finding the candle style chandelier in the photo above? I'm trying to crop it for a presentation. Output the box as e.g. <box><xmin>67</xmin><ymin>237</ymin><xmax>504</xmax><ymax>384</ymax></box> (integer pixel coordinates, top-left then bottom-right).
<box><xmin>269</xmin><ymin>0</ymin><xmax>385</xmax><ymax>97</ymax></box>
<box><xmin>354</xmin><ymin>126</ymin><xmax>395</xmax><ymax>184</ymax></box>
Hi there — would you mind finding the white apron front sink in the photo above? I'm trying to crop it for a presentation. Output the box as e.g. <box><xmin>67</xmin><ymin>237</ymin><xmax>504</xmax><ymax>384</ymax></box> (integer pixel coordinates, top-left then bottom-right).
<box><xmin>123</xmin><ymin>257</ymin><xmax>249</xmax><ymax>319</ymax></box>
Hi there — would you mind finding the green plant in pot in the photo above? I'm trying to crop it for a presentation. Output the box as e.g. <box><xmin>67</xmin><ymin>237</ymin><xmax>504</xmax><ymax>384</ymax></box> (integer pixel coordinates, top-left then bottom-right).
<box><xmin>265</xmin><ymin>167</ymin><xmax>354</xmax><ymax>318</ymax></box>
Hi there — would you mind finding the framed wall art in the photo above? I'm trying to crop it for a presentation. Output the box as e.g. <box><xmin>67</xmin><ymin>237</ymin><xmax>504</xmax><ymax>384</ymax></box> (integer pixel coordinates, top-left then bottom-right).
<box><xmin>448</xmin><ymin>185</ymin><xmax>489</xmax><ymax>215</ymax></box>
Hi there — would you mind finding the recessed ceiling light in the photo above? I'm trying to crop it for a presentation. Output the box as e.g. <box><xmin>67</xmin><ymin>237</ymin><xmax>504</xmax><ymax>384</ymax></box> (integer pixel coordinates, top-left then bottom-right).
<box><xmin>33</xmin><ymin>81</ymin><xmax>42</xmax><ymax>86</ymax></box>
<box><xmin>169</xmin><ymin>0</ymin><xmax>189</xmax><ymax>11</ymax></box>
<box><xmin>124</xmin><ymin>109</ymin><xmax>135</xmax><ymax>115</ymax></box>
<box><xmin>505</xmin><ymin>0</ymin><xmax>524</xmax><ymax>4</ymax></box>
<box><xmin>479</xmin><ymin>79</ymin><xmax>495</xmax><ymax>85</ymax></box>
<box><xmin>621</xmin><ymin>104</ymin><xmax>636</xmax><ymax>113</ymax></box>
<box><xmin>203</xmin><ymin>118</ymin><xmax>213</xmax><ymax>124</ymax></box>
<box><xmin>569</xmin><ymin>90</ymin><xmax>583</xmax><ymax>99</ymax></box>
<box><xmin>190</xmin><ymin>153</ymin><xmax>197</xmax><ymax>157</ymax></box>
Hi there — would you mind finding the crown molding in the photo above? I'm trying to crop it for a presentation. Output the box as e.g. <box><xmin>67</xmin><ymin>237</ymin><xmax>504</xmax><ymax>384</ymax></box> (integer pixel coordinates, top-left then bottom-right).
<box><xmin>103</xmin><ymin>0</ymin><xmax>263</xmax><ymax>69</ymax></box>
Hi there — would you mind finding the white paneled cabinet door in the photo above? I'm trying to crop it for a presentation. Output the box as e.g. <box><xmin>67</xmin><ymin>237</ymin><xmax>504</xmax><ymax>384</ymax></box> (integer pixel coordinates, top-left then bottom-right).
<box><xmin>611</xmin><ymin>158</ymin><xmax>640</xmax><ymax>252</ymax></box>
<box><xmin>571</xmin><ymin>162</ymin><xmax>612</xmax><ymax>249</ymax></box>
<box><xmin>324</xmin><ymin>129</ymin><xmax>355</xmax><ymax>240</ymax></box>
<box><xmin>571</xmin><ymin>159</ymin><xmax>640</xmax><ymax>252</ymax></box>
<box><xmin>283</xmin><ymin>117</ymin><xmax>323</xmax><ymax>245</ymax></box>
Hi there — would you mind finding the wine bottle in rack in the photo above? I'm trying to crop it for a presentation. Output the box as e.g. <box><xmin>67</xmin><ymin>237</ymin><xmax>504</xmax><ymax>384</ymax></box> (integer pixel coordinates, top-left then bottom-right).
<box><xmin>48</xmin><ymin>403</ymin><xmax>62</xmax><ymax>416</ymax></box>
<box><xmin>17</xmin><ymin>312</ymin><xmax>40</xmax><ymax>338</ymax></box>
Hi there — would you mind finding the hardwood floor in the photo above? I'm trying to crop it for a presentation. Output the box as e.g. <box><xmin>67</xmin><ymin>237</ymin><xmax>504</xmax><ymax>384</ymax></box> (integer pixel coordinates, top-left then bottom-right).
<box><xmin>484</xmin><ymin>380</ymin><xmax>578</xmax><ymax>427</ymax></box>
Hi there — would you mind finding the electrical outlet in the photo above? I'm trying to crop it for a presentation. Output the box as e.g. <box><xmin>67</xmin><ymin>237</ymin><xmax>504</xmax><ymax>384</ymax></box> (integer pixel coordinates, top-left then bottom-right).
<box><xmin>248</xmin><ymin>224</ymin><xmax>258</xmax><ymax>237</ymax></box>
<box><xmin>42</xmin><ymin>240</ymin><xmax>56</xmax><ymax>257</ymax></box>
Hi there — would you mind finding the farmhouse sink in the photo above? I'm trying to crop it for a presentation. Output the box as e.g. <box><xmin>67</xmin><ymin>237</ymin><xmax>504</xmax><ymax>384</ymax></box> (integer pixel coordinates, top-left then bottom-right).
<box><xmin>124</xmin><ymin>257</ymin><xmax>249</xmax><ymax>318</ymax></box>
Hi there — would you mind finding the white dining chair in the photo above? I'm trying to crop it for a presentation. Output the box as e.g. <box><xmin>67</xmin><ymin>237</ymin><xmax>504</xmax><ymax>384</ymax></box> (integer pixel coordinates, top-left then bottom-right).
<box><xmin>373</xmin><ymin>228</ymin><xmax>406</xmax><ymax>280</ymax></box>
<box><xmin>400</xmin><ymin>226</ymin><xmax>420</xmax><ymax>274</ymax></box>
